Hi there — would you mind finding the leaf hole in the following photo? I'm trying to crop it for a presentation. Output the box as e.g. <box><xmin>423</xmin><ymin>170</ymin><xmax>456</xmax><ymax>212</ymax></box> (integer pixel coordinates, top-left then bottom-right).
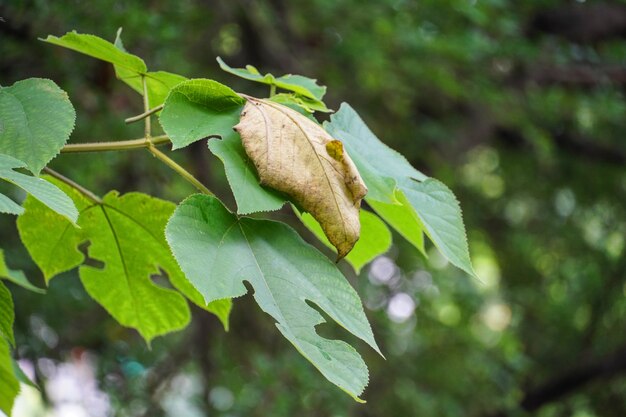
<box><xmin>78</xmin><ymin>242</ymin><xmax>105</xmax><ymax>270</ymax></box>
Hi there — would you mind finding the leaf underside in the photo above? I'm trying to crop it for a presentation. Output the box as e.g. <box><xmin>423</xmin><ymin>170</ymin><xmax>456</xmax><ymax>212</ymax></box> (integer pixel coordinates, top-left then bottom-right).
<box><xmin>326</xmin><ymin>103</ymin><xmax>475</xmax><ymax>276</ymax></box>
<box><xmin>0</xmin><ymin>154</ymin><xmax>78</xmax><ymax>222</ymax></box>
<box><xmin>166</xmin><ymin>194</ymin><xmax>380</xmax><ymax>400</ymax></box>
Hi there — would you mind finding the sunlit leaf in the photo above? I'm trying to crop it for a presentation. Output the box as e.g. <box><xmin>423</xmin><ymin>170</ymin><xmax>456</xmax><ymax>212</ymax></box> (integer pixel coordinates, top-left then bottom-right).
<box><xmin>297</xmin><ymin>208</ymin><xmax>392</xmax><ymax>273</ymax></box>
<box><xmin>0</xmin><ymin>249</ymin><xmax>45</xmax><ymax>294</ymax></box>
<box><xmin>17</xmin><ymin>178</ymin><xmax>230</xmax><ymax>341</ymax></box>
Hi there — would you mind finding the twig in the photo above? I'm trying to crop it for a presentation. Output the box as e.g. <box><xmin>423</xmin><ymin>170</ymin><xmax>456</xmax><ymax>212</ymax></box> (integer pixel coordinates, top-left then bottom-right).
<box><xmin>43</xmin><ymin>167</ymin><xmax>103</xmax><ymax>204</ymax></box>
<box><xmin>125</xmin><ymin>105</ymin><xmax>164</xmax><ymax>124</ymax></box>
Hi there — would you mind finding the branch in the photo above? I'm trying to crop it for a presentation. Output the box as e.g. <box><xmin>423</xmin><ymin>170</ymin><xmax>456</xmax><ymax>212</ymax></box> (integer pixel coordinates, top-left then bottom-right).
<box><xmin>147</xmin><ymin>145</ymin><xmax>214</xmax><ymax>196</ymax></box>
<box><xmin>61</xmin><ymin>135</ymin><xmax>170</xmax><ymax>153</ymax></box>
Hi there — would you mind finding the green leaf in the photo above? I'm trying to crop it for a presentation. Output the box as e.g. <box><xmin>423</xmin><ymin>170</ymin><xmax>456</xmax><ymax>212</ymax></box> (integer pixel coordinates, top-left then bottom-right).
<box><xmin>0</xmin><ymin>154</ymin><xmax>78</xmax><ymax>222</ymax></box>
<box><xmin>166</xmin><ymin>194</ymin><xmax>380</xmax><ymax>400</ymax></box>
<box><xmin>208</xmin><ymin>135</ymin><xmax>286</xmax><ymax>214</ymax></box>
<box><xmin>44</xmin><ymin>30</ymin><xmax>186</xmax><ymax>109</ymax></box>
<box><xmin>0</xmin><ymin>282</ymin><xmax>14</xmax><ymax>347</ymax></box>
<box><xmin>0</xmin><ymin>193</ymin><xmax>23</xmax><ymax>215</ymax></box>
<box><xmin>160</xmin><ymin>79</ymin><xmax>245</xmax><ymax>149</ymax></box>
<box><xmin>326</xmin><ymin>103</ymin><xmax>475</xmax><ymax>277</ymax></box>
<box><xmin>0</xmin><ymin>249</ymin><xmax>45</xmax><ymax>294</ymax></box>
<box><xmin>217</xmin><ymin>57</ymin><xmax>327</xmax><ymax>102</ymax></box>
<box><xmin>0</xmin><ymin>338</ymin><xmax>19</xmax><ymax>416</ymax></box>
<box><xmin>269</xmin><ymin>93</ymin><xmax>331</xmax><ymax>114</ymax></box>
<box><xmin>401</xmin><ymin>178</ymin><xmax>474</xmax><ymax>274</ymax></box>
<box><xmin>13</xmin><ymin>359</ymin><xmax>38</xmax><ymax>390</ymax></box>
<box><xmin>42</xmin><ymin>31</ymin><xmax>147</xmax><ymax>76</ymax></box>
<box><xmin>17</xmin><ymin>178</ymin><xmax>230</xmax><ymax>341</ymax></box>
<box><xmin>113</xmin><ymin>29</ymin><xmax>186</xmax><ymax>108</ymax></box>
<box><xmin>368</xmin><ymin>190</ymin><xmax>426</xmax><ymax>255</ymax></box>
<box><xmin>297</xmin><ymin>209</ymin><xmax>392</xmax><ymax>273</ymax></box>
<box><xmin>0</xmin><ymin>78</ymin><xmax>75</xmax><ymax>173</ymax></box>
<box><xmin>16</xmin><ymin>179</ymin><xmax>89</xmax><ymax>282</ymax></box>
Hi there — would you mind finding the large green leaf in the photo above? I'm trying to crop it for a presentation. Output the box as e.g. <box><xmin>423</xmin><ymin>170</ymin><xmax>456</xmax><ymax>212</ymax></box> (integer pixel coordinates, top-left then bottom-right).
<box><xmin>17</xmin><ymin>178</ymin><xmax>230</xmax><ymax>341</ymax></box>
<box><xmin>326</xmin><ymin>103</ymin><xmax>475</xmax><ymax>277</ymax></box>
<box><xmin>0</xmin><ymin>338</ymin><xmax>19</xmax><ymax>417</ymax></box>
<box><xmin>298</xmin><ymin>209</ymin><xmax>392</xmax><ymax>273</ymax></box>
<box><xmin>166</xmin><ymin>194</ymin><xmax>381</xmax><ymax>400</ymax></box>
<box><xmin>208</xmin><ymin>135</ymin><xmax>286</xmax><ymax>214</ymax></box>
<box><xmin>0</xmin><ymin>249</ymin><xmax>45</xmax><ymax>294</ymax></box>
<box><xmin>0</xmin><ymin>282</ymin><xmax>14</xmax><ymax>347</ymax></box>
<box><xmin>0</xmin><ymin>154</ymin><xmax>78</xmax><ymax>222</ymax></box>
<box><xmin>160</xmin><ymin>79</ymin><xmax>245</xmax><ymax>149</ymax></box>
<box><xmin>0</xmin><ymin>78</ymin><xmax>75</xmax><ymax>174</ymax></box>
<box><xmin>217</xmin><ymin>57</ymin><xmax>327</xmax><ymax>102</ymax></box>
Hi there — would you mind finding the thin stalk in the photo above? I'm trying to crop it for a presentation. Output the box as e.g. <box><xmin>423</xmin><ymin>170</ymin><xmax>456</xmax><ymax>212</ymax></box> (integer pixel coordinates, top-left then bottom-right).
<box><xmin>269</xmin><ymin>84</ymin><xmax>276</xmax><ymax>97</ymax></box>
<box><xmin>142</xmin><ymin>75</ymin><xmax>151</xmax><ymax>140</ymax></box>
<box><xmin>43</xmin><ymin>167</ymin><xmax>103</xmax><ymax>204</ymax></box>
<box><xmin>61</xmin><ymin>135</ymin><xmax>170</xmax><ymax>153</ymax></box>
<box><xmin>147</xmin><ymin>145</ymin><xmax>214</xmax><ymax>196</ymax></box>
<box><xmin>125</xmin><ymin>105</ymin><xmax>164</xmax><ymax>124</ymax></box>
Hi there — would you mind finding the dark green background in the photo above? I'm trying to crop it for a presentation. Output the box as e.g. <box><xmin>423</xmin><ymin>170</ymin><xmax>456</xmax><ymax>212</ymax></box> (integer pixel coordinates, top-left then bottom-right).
<box><xmin>2</xmin><ymin>1</ymin><xmax>626</xmax><ymax>416</ymax></box>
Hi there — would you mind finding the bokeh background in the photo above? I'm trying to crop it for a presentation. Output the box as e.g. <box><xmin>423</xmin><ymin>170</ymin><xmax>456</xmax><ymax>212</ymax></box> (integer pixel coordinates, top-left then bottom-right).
<box><xmin>2</xmin><ymin>0</ymin><xmax>626</xmax><ymax>416</ymax></box>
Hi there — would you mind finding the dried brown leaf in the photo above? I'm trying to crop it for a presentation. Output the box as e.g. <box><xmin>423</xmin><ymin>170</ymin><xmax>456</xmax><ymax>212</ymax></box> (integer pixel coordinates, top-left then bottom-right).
<box><xmin>234</xmin><ymin>97</ymin><xmax>367</xmax><ymax>258</ymax></box>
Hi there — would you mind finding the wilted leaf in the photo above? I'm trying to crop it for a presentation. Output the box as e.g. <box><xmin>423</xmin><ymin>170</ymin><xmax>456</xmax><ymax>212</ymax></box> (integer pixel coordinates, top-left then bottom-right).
<box><xmin>0</xmin><ymin>154</ymin><xmax>78</xmax><ymax>222</ymax></box>
<box><xmin>165</xmin><ymin>194</ymin><xmax>381</xmax><ymax>400</ymax></box>
<box><xmin>234</xmin><ymin>98</ymin><xmax>367</xmax><ymax>258</ymax></box>
<box><xmin>17</xmin><ymin>178</ymin><xmax>230</xmax><ymax>341</ymax></box>
<box><xmin>0</xmin><ymin>78</ymin><xmax>75</xmax><ymax>174</ymax></box>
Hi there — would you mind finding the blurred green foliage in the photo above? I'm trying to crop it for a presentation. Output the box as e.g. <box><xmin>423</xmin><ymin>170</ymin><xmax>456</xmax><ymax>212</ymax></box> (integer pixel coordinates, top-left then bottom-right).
<box><xmin>2</xmin><ymin>0</ymin><xmax>626</xmax><ymax>416</ymax></box>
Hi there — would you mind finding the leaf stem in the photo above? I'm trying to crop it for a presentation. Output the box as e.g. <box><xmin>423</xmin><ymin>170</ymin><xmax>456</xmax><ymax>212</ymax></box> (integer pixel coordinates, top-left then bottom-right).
<box><xmin>146</xmin><ymin>145</ymin><xmax>214</xmax><ymax>196</ymax></box>
<box><xmin>142</xmin><ymin>75</ymin><xmax>152</xmax><ymax>140</ymax></box>
<box><xmin>269</xmin><ymin>84</ymin><xmax>276</xmax><ymax>97</ymax></box>
<box><xmin>43</xmin><ymin>167</ymin><xmax>103</xmax><ymax>204</ymax></box>
<box><xmin>61</xmin><ymin>135</ymin><xmax>170</xmax><ymax>153</ymax></box>
<box><xmin>125</xmin><ymin>105</ymin><xmax>164</xmax><ymax>124</ymax></box>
